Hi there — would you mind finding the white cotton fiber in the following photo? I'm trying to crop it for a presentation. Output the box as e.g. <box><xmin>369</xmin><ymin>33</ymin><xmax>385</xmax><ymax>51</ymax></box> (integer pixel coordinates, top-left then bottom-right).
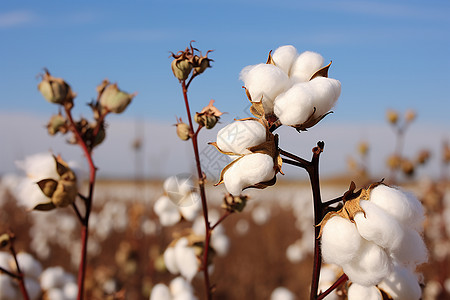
<box><xmin>179</xmin><ymin>193</ymin><xmax>201</xmax><ymax>221</ymax></box>
<box><xmin>321</xmin><ymin>216</ymin><xmax>363</xmax><ymax>266</ymax></box>
<box><xmin>370</xmin><ymin>185</ymin><xmax>424</xmax><ymax>229</ymax></box>
<box><xmin>223</xmin><ymin>153</ymin><xmax>275</xmax><ymax>196</ymax></box>
<box><xmin>150</xmin><ymin>283</ymin><xmax>171</xmax><ymax>300</ymax></box>
<box><xmin>347</xmin><ymin>284</ymin><xmax>382</xmax><ymax>300</ymax></box>
<box><xmin>40</xmin><ymin>266</ymin><xmax>67</xmax><ymax>290</ymax></box>
<box><xmin>163</xmin><ymin>246</ymin><xmax>179</xmax><ymax>275</ymax></box>
<box><xmin>343</xmin><ymin>240</ymin><xmax>391</xmax><ymax>286</ymax></box>
<box><xmin>391</xmin><ymin>227</ymin><xmax>428</xmax><ymax>267</ymax></box>
<box><xmin>25</xmin><ymin>278</ymin><xmax>41</xmax><ymax>300</ymax></box>
<box><xmin>0</xmin><ymin>251</ymin><xmax>13</xmax><ymax>271</ymax></box>
<box><xmin>270</xmin><ymin>286</ymin><xmax>295</xmax><ymax>300</ymax></box>
<box><xmin>216</xmin><ymin>120</ymin><xmax>267</xmax><ymax>154</ymax></box>
<box><xmin>16</xmin><ymin>252</ymin><xmax>42</xmax><ymax>279</ymax></box>
<box><xmin>378</xmin><ymin>264</ymin><xmax>422</xmax><ymax>300</ymax></box>
<box><xmin>273</xmin><ymin>82</ymin><xmax>315</xmax><ymax>126</ymax></box>
<box><xmin>308</xmin><ymin>77</ymin><xmax>341</xmax><ymax>117</ymax></box>
<box><xmin>63</xmin><ymin>281</ymin><xmax>78</xmax><ymax>300</ymax></box>
<box><xmin>46</xmin><ymin>288</ymin><xmax>65</xmax><ymax>300</ymax></box>
<box><xmin>354</xmin><ymin>200</ymin><xmax>404</xmax><ymax>251</ymax></box>
<box><xmin>164</xmin><ymin>176</ymin><xmax>193</xmax><ymax>204</ymax></box>
<box><xmin>290</xmin><ymin>51</ymin><xmax>324</xmax><ymax>82</ymax></box>
<box><xmin>154</xmin><ymin>195</ymin><xmax>181</xmax><ymax>226</ymax></box>
<box><xmin>0</xmin><ymin>274</ymin><xmax>18</xmax><ymax>300</ymax></box>
<box><xmin>211</xmin><ymin>233</ymin><xmax>230</xmax><ymax>257</ymax></box>
<box><xmin>174</xmin><ymin>238</ymin><xmax>199</xmax><ymax>281</ymax></box>
<box><xmin>272</xmin><ymin>45</ymin><xmax>298</xmax><ymax>75</ymax></box>
<box><xmin>240</xmin><ymin>63</ymin><xmax>291</xmax><ymax>113</ymax></box>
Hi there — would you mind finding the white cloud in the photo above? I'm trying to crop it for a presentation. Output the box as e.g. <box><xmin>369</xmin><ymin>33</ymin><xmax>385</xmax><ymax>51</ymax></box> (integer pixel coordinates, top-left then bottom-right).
<box><xmin>0</xmin><ymin>11</ymin><xmax>38</xmax><ymax>28</ymax></box>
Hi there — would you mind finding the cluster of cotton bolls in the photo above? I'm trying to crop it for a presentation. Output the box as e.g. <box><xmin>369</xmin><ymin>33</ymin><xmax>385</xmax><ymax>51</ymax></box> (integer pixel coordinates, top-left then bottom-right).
<box><xmin>321</xmin><ymin>184</ymin><xmax>427</xmax><ymax>299</ymax></box>
<box><xmin>240</xmin><ymin>45</ymin><xmax>341</xmax><ymax>129</ymax></box>
<box><xmin>40</xmin><ymin>266</ymin><xmax>77</xmax><ymax>300</ymax></box>
<box><xmin>214</xmin><ymin>119</ymin><xmax>277</xmax><ymax>196</ymax></box>
<box><xmin>0</xmin><ymin>251</ymin><xmax>42</xmax><ymax>300</ymax></box>
<box><xmin>150</xmin><ymin>277</ymin><xmax>197</xmax><ymax>300</ymax></box>
<box><xmin>154</xmin><ymin>176</ymin><xmax>201</xmax><ymax>226</ymax></box>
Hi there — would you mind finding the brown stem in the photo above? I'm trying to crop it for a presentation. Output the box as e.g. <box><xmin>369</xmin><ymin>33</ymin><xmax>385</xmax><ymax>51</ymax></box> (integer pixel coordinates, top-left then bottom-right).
<box><xmin>0</xmin><ymin>266</ymin><xmax>20</xmax><ymax>279</ymax></box>
<box><xmin>211</xmin><ymin>211</ymin><xmax>232</xmax><ymax>231</ymax></box>
<box><xmin>317</xmin><ymin>274</ymin><xmax>348</xmax><ymax>300</ymax></box>
<box><xmin>9</xmin><ymin>238</ymin><xmax>30</xmax><ymax>300</ymax></box>
<box><xmin>181</xmin><ymin>80</ymin><xmax>212</xmax><ymax>300</ymax></box>
<box><xmin>64</xmin><ymin>107</ymin><xmax>97</xmax><ymax>300</ymax></box>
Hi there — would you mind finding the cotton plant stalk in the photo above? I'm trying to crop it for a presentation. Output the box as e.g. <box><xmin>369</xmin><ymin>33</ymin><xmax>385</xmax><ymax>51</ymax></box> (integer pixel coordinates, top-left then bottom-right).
<box><xmin>36</xmin><ymin>70</ymin><xmax>135</xmax><ymax>300</ymax></box>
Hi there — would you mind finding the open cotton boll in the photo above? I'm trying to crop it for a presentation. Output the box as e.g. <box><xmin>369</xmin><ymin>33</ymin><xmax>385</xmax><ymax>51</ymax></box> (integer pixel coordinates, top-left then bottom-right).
<box><xmin>164</xmin><ymin>176</ymin><xmax>194</xmax><ymax>203</ymax></box>
<box><xmin>370</xmin><ymin>185</ymin><xmax>424</xmax><ymax>230</ymax></box>
<box><xmin>15</xmin><ymin>152</ymin><xmax>59</xmax><ymax>180</ymax></box>
<box><xmin>270</xmin><ymin>286</ymin><xmax>296</xmax><ymax>300</ymax></box>
<box><xmin>47</xmin><ymin>288</ymin><xmax>65</xmax><ymax>300</ymax></box>
<box><xmin>211</xmin><ymin>233</ymin><xmax>230</xmax><ymax>257</ymax></box>
<box><xmin>354</xmin><ymin>200</ymin><xmax>404</xmax><ymax>251</ymax></box>
<box><xmin>273</xmin><ymin>82</ymin><xmax>314</xmax><ymax>126</ymax></box>
<box><xmin>154</xmin><ymin>196</ymin><xmax>181</xmax><ymax>226</ymax></box>
<box><xmin>16</xmin><ymin>252</ymin><xmax>43</xmax><ymax>279</ymax></box>
<box><xmin>0</xmin><ymin>251</ymin><xmax>13</xmax><ymax>271</ymax></box>
<box><xmin>0</xmin><ymin>274</ymin><xmax>18</xmax><ymax>300</ymax></box>
<box><xmin>178</xmin><ymin>193</ymin><xmax>201</xmax><ymax>221</ymax></box>
<box><xmin>174</xmin><ymin>238</ymin><xmax>199</xmax><ymax>281</ymax></box>
<box><xmin>40</xmin><ymin>266</ymin><xmax>67</xmax><ymax>290</ymax></box>
<box><xmin>170</xmin><ymin>277</ymin><xmax>194</xmax><ymax>297</ymax></box>
<box><xmin>150</xmin><ymin>283</ymin><xmax>171</xmax><ymax>300</ymax></box>
<box><xmin>342</xmin><ymin>240</ymin><xmax>391</xmax><ymax>286</ymax></box>
<box><xmin>378</xmin><ymin>264</ymin><xmax>422</xmax><ymax>300</ymax></box>
<box><xmin>223</xmin><ymin>153</ymin><xmax>275</xmax><ymax>196</ymax></box>
<box><xmin>290</xmin><ymin>51</ymin><xmax>324</xmax><ymax>82</ymax></box>
<box><xmin>391</xmin><ymin>227</ymin><xmax>427</xmax><ymax>267</ymax></box>
<box><xmin>63</xmin><ymin>281</ymin><xmax>78</xmax><ymax>300</ymax></box>
<box><xmin>272</xmin><ymin>45</ymin><xmax>298</xmax><ymax>75</ymax></box>
<box><xmin>347</xmin><ymin>284</ymin><xmax>382</xmax><ymax>300</ymax></box>
<box><xmin>321</xmin><ymin>216</ymin><xmax>363</xmax><ymax>266</ymax></box>
<box><xmin>308</xmin><ymin>77</ymin><xmax>341</xmax><ymax>117</ymax></box>
<box><xmin>216</xmin><ymin>120</ymin><xmax>267</xmax><ymax>154</ymax></box>
<box><xmin>240</xmin><ymin>63</ymin><xmax>291</xmax><ymax>114</ymax></box>
<box><xmin>163</xmin><ymin>246</ymin><xmax>179</xmax><ymax>275</ymax></box>
<box><xmin>24</xmin><ymin>278</ymin><xmax>41</xmax><ymax>300</ymax></box>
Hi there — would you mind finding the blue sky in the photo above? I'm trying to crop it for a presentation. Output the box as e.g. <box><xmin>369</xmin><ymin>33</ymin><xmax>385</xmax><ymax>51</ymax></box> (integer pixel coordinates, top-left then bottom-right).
<box><xmin>1</xmin><ymin>0</ymin><xmax>449</xmax><ymax>177</ymax></box>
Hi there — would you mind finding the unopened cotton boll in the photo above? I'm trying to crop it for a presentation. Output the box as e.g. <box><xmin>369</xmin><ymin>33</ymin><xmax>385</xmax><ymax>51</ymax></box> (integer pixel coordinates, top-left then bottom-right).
<box><xmin>321</xmin><ymin>216</ymin><xmax>363</xmax><ymax>266</ymax></box>
<box><xmin>240</xmin><ymin>63</ymin><xmax>291</xmax><ymax>113</ymax></box>
<box><xmin>150</xmin><ymin>283</ymin><xmax>171</xmax><ymax>300</ymax></box>
<box><xmin>270</xmin><ymin>287</ymin><xmax>296</xmax><ymax>300</ymax></box>
<box><xmin>216</xmin><ymin>120</ymin><xmax>267</xmax><ymax>155</ymax></box>
<box><xmin>273</xmin><ymin>82</ymin><xmax>314</xmax><ymax>126</ymax></box>
<box><xmin>290</xmin><ymin>51</ymin><xmax>324</xmax><ymax>82</ymax></box>
<box><xmin>378</xmin><ymin>264</ymin><xmax>422</xmax><ymax>300</ymax></box>
<box><xmin>370</xmin><ymin>185</ymin><xmax>424</xmax><ymax>230</ymax></box>
<box><xmin>223</xmin><ymin>153</ymin><xmax>275</xmax><ymax>196</ymax></box>
<box><xmin>354</xmin><ymin>200</ymin><xmax>404</xmax><ymax>251</ymax></box>
<box><xmin>342</xmin><ymin>240</ymin><xmax>391</xmax><ymax>286</ymax></box>
<box><xmin>272</xmin><ymin>45</ymin><xmax>298</xmax><ymax>75</ymax></box>
<box><xmin>347</xmin><ymin>284</ymin><xmax>382</xmax><ymax>300</ymax></box>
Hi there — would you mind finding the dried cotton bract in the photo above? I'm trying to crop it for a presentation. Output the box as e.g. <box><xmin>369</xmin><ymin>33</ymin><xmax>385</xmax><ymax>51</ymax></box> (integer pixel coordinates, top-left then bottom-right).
<box><xmin>240</xmin><ymin>45</ymin><xmax>341</xmax><ymax>130</ymax></box>
<box><xmin>320</xmin><ymin>183</ymin><xmax>427</xmax><ymax>299</ymax></box>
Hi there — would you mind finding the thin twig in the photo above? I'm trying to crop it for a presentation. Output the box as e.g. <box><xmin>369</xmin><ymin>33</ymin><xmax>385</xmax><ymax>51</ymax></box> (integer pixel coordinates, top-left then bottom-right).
<box><xmin>211</xmin><ymin>211</ymin><xmax>232</xmax><ymax>231</ymax></box>
<box><xmin>317</xmin><ymin>274</ymin><xmax>348</xmax><ymax>300</ymax></box>
<box><xmin>279</xmin><ymin>148</ymin><xmax>311</xmax><ymax>168</ymax></box>
<box><xmin>0</xmin><ymin>266</ymin><xmax>20</xmax><ymax>279</ymax></box>
<box><xmin>9</xmin><ymin>236</ymin><xmax>30</xmax><ymax>300</ymax></box>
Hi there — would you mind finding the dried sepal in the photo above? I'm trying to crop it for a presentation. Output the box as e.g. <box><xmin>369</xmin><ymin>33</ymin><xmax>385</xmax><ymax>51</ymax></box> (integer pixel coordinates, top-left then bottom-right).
<box><xmin>0</xmin><ymin>233</ymin><xmax>10</xmax><ymax>248</ymax></box>
<box><xmin>294</xmin><ymin>108</ymin><xmax>334</xmax><ymax>132</ymax></box>
<box><xmin>214</xmin><ymin>155</ymin><xmax>245</xmax><ymax>186</ymax></box>
<box><xmin>222</xmin><ymin>194</ymin><xmax>248</xmax><ymax>212</ymax></box>
<box><xmin>36</xmin><ymin>178</ymin><xmax>58</xmax><ymax>197</ymax></box>
<box><xmin>208</xmin><ymin>142</ymin><xmax>241</xmax><ymax>156</ymax></box>
<box><xmin>266</xmin><ymin>50</ymin><xmax>275</xmax><ymax>65</ymax></box>
<box><xmin>33</xmin><ymin>202</ymin><xmax>57</xmax><ymax>211</ymax></box>
<box><xmin>310</xmin><ymin>61</ymin><xmax>332</xmax><ymax>80</ymax></box>
<box><xmin>243</xmin><ymin>175</ymin><xmax>277</xmax><ymax>191</ymax></box>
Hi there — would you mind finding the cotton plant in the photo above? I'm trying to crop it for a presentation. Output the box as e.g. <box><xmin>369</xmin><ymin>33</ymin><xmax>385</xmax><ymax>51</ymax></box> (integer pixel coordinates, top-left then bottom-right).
<box><xmin>154</xmin><ymin>175</ymin><xmax>201</xmax><ymax>226</ymax></box>
<box><xmin>40</xmin><ymin>266</ymin><xmax>77</xmax><ymax>300</ymax></box>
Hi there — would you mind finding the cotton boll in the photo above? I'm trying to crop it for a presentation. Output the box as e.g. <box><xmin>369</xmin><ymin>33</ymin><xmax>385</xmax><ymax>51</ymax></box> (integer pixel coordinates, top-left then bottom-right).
<box><xmin>179</xmin><ymin>193</ymin><xmax>201</xmax><ymax>221</ymax></box>
<box><xmin>0</xmin><ymin>251</ymin><xmax>13</xmax><ymax>271</ymax></box>
<box><xmin>240</xmin><ymin>63</ymin><xmax>291</xmax><ymax>114</ymax></box>
<box><xmin>40</xmin><ymin>266</ymin><xmax>67</xmax><ymax>290</ymax></box>
<box><xmin>16</xmin><ymin>252</ymin><xmax>43</xmax><ymax>279</ymax></box>
<box><xmin>272</xmin><ymin>45</ymin><xmax>298</xmax><ymax>75</ymax></box>
<box><xmin>252</xmin><ymin>205</ymin><xmax>271</xmax><ymax>225</ymax></box>
<box><xmin>370</xmin><ymin>185</ymin><xmax>424</xmax><ymax>230</ymax></box>
<box><xmin>273</xmin><ymin>82</ymin><xmax>315</xmax><ymax>126</ymax></box>
<box><xmin>63</xmin><ymin>281</ymin><xmax>78</xmax><ymax>300</ymax></box>
<box><xmin>270</xmin><ymin>286</ymin><xmax>295</xmax><ymax>300</ymax></box>
<box><xmin>211</xmin><ymin>233</ymin><xmax>229</xmax><ymax>257</ymax></box>
<box><xmin>163</xmin><ymin>246</ymin><xmax>179</xmax><ymax>275</ymax></box>
<box><xmin>46</xmin><ymin>288</ymin><xmax>65</xmax><ymax>300</ymax></box>
<box><xmin>25</xmin><ymin>278</ymin><xmax>42</xmax><ymax>300</ymax></box>
<box><xmin>391</xmin><ymin>227</ymin><xmax>427</xmax><ymax>267</ymax></box>
<box><xmin>154</xmin><ymin>196</ymin><xmax>181</xmax><ymax>226</ymax></box>
<box><xmin>164</xmin><ymin>176</ymin><xmax>194</xmax><ymax>204</ymax></box>
<box><xmin>223</xmin><ymin>153</ymin><xmax>275</xmax><ymax>196</ymax></box>
<box><xmin>286</xmin><ymin>241</ymin><xmax>304</xmax><ymax>263</ymax></box>
<box><xmin>150</xmin><ymin>283</ymin><xmax>171</xmax><ymax>300</ymax></box>
<box><xmin>378</xmin><ymin>264</ymin><xmax>421</xmax><ymax>300</ymax></box>
<box><xmin>0</xmin><ymin>274</ymin><xmax>18</xmax><ymax>300</ymax></box>
<box><xmin>170</xmin><ymin>277</ymin><xmax>194</xmax><ymax>297</ymax></box>
<box><xmin>235</xmin><ymin>219</ymin><xmax>250</xmax><ymax>235</ymax></box>
<box><xmin>15</xmin><ymin>152</ymin><xmax>59</xmax><ymax>181</ymax></box>
<box><xmin>321</xmin><ymin>216</ymin><xmax>363</xmax><ymax>266</ymax></box>
<box><xmin>308</xmin><ymin>77</ymin><xmax>341</xmax><ymax>117</ymax></box>
<box><xmin>290</xmin><ymin>51</ymin><xmax>324</xmax><ymax>82</ymax></box>
<box><xmin>347</xmin><ymin>284</ymin><xmax>382</xmax><ymax>300</ymax></box>
<box><xmin>216</xmin><ymin>120</ymin><xmax>267</xmax><ymax>155</ymax></box>
<box><xmin>174</xmin><ymin>238</ymin><xmax>199</xmax><ymax>281</ymax></box>
<box><xmin>342</xmin><ymin>240</ymin><xmax>391</xmax><ymax>286</ymax></box>
<box><xmin>354</xmin><ymin>200</ymin><xmax>404</xmax><ymax>251</ymax></box>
